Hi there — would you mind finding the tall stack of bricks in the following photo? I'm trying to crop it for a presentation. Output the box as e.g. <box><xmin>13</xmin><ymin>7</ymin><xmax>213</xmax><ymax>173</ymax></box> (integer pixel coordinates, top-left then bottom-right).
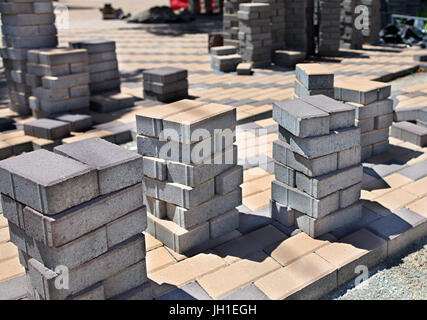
<box><xmin>284</xmin><ymin>0</ymin><xmax>314</xmax><ymax>55</ymax></box>
<box><xmin>238</xmin><ymin>3</ymin><xmax>272</xmax><ymax>68</ymax></box>
<box><xmin>223</xmin><ymin>0</ymin><xmax>251</xmax><ymax>48</ymax></box>
<box><xmin>256</xmin><ymin>0</ymin><xmax>285</xmax><ymax>51</ymax></box>
<box><xmin>142</xmin><ymin>66</ymin><xmax>188</xmax><ymax>103</ymax></box>
<box><xmin>25</xmin><ymin>48</ymin><xmax>90</xmax><ymax>118</ymax></box>
<box><xmin>0</xmin><ymin>0</ymin><xmax>58</xmax><ymax>115</ymax></box>
<box><xmin>294</xmin><ymin>63</ymin><xmax>334</xmax><ymax>99</ymax></box>
<box><xmin>340</xmin><ymin>0</ymin><xmax>363</xmax><ymax>49</ymax></box>
<box><xmin>70</xmin><ymin>39</ymin><xmax>134</xmax><ymax>113</ymax></box>
<box><xmin>361</xmin><ymin>0</ymin><xmax>381</xmax><ymax>45</ymax></box>
<box><xmin>317</xmin><ymin>0</ymin><xmax>341</xmax><ymax>56</ymax></box>
<box><xmin>135</xmin><ymin>100</ymin><xmax>242</xmax><ymax>254</ymax></box>
<box><xmin>271</xmin><ymin>95</ymin><xmax>363</xmax><ymax>238</ymax></box>
<box><xmin>335</xmin><ymin>78</ymin><xmax>392</xmax><ymax>160</ymax></box>
<box><xmin>0</xmin><ymin>138</ymin><xmax>151</xmax><ymax>300</ymax></box>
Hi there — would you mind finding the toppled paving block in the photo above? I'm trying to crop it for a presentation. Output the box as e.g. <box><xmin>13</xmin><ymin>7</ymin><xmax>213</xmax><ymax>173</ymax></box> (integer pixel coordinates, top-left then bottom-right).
<box><xmin>23</xmin><ymin>118</ymin><xmax>70</xmax><ymax>140</ymax></box>
<box><xmin>390</xmin><ymin>121</ymin><xmax>427</xmax><ymax>147</ymax></box>
<box><xmin>295</xmin><ymin>64</ymin><xmax>334</xmax><ymax>90</ymax></box>
<box><xmin>0</xmin><ymin>149</ymin><xmax>99</xmax><ymax>215</ymax></box>
<box><xmin>54</xmin><ymin>137</ymin><xmax>143</xmax><ymax>195</ymax></box>
<box><xmin>274</xmin><ymin>50</ymin><xmax>306</xmax><ymax>67</ymax></box>
<box><xmin>90</xmin><ymin>92</ymin><xmax>134</xmax><ymax>113</ymax></box>
<box><xmin>236</xmin><ymin>62</ymin><xmax>252</xmax><ymax>75</ymax></box>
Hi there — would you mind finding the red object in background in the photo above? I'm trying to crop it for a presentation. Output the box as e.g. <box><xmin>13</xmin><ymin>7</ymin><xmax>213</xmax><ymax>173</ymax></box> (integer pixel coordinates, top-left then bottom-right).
<box><xmin>169</xmin><ymin>0</ymin><xmax>215</xmax><ymax>10</ymax></box>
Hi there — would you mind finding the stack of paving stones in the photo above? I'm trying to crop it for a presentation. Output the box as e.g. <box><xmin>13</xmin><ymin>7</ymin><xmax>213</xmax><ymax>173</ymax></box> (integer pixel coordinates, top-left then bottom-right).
<box><xmin>284</xmin><ymin>0</ymin><xmax>315</xmax><ymax>55</ymax></box>
<box><xmin>210</xmin><ymin>45</ymin><xmax>242</xmax><ymax>72</ymax></box>
<box><xmin>238</xmin><ymin>3</ymin><xmax>272</xmax><ymax>68</ymax></box>
<box><xmin>317</xmin><ymin>0</ymin><xmax>340</xmax><ymax>56</ymax></box>
<box><xmin>0</xmin><ymin>0</ymin><xmax>58</xmax><ymax>115</ymax></box>
<box><xmin>340</xmin><ymin>0</ymin><xmax>363</xmax><ymax>49</ymax></box>
<box><xmin>23</xmin><ymin>118</ymin><xmax>70</xmax><ymax>150</ymax></box>
<box><xmin>271</xmin><ymin>95</ymin><xmax>363</xmax><ymax>238</ymax></box>
<box><xmin>223</xmin><ymin>0</ymin><xmax>251</xmax><ymax>48</ymax></box>
<box><xmin>142</xmin><ymin>66</ymin><xmax>188</xmax><ymax>103</ymax></box>
<box><xmin>361</xmin><ymin>0</ymin><xmax>381</xmax><ymax>45</ymax></box>
<box><xmin>334</xmin><ymin>78</ymin><xmax>392</xmax><ymax>160</ymax></box>
<box><xmin>0</xmin><ymin>138</ymin><xmax>152</xmax><ymax>300</ymax></box>
<box><xmin>135</xmin><ymin>99</ymin><xmax>242</xmax><ymax>254</ymax></box>
<box><xmin>294</xmin><ymin>63</ymin><xmax>334</xmax><ymax>99</ymax></box>
<box><xmin>256</xmin><ymin>0</ymin><xmax>285</xmax><ymax>52</ymax></box>
<box><xmin>25</xmin><ymin>48</ymin><xmax>90</xmax><ymax>118</ymax></box>
<box><xmin>70</xmin><ymin>39</ymin><xmax>134</xmax><ymax>113</ymax></box>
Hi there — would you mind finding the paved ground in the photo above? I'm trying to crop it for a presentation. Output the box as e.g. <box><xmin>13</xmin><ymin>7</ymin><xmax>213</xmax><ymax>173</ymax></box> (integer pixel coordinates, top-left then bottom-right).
<box><xmin>0</xmin><ymin>1</ymin><xmax>426</xmax><ymax>300</ymax></box>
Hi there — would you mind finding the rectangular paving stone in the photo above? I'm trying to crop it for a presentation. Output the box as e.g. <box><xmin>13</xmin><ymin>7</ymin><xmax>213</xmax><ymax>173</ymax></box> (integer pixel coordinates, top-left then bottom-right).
<box><xmin>374</xmin><ymin>113</ymin><xmax>393</xmax><ymax>130</ymax></box>
<box><xmin>390</xmin><ymin>121</ymin><xmax>427</xmax><ymax>147</ymax></box>
<box><xmin>294</xmin><ymin>79</ymin><xmax>334</xmax><ymax>98</ymax></box>
<box><xmin>254</xmin><ymin>252</ymin><xmax>337</xmax><ymax>300</ymax></box>
<box><xmin>221</xmin><ymin>283</ymin><xmax>269</xmax><ymax>300</ymax></box>
<box><xmin>396</xmin><ymin>160</ymin><xmax>427</xmax><ymax>181</ymax></box>
<box><xmin>356</xmin><ymin>117</ymin><xmax>375</xmax><ymax>133</ymax></box>
<box><xmin>161</xmin><ymin>103</ymin><xmax>236</xmax><ymax>144</ymax></box>
<box><xmin>54</xmin><ymin>137</ymin><xmax>143</xmax><ymax>195</ymax></box>
<box><xmin>143</xmin><ymin>176</ymin><xmax>214</xmax><ymax>209</ymax></box>
<box><xmin>214</xmin><ymin>165</ymin><xmax>243</xmax><ymax>195</ymax></box>
<box><xmin>301</xmin><ymin>94</ymin><xmax>355</xmax><ymax>130</ymax></box>
<box><xmin>23</xmin><ymin>118</ymin><xmax>70</xmax><ymax>140</ymax></box>
<box><xmin>295</xmin><ymin>63</ymin><xmax>334</xmax><ymax>90</ymax></box>
<box><xmin>334</xmin><ymin>79</ymin><xmax>391</xmax><ymax>105</ymax></box>
<box><xmin>272</xmin><ymin>99</ymin><xmax>330</xmax><ymax>138</ymax></box>
<box><xmin>209</xmin><ymin>209</ymin><xmax>239</xmax><ymax>239</ymax></box>
<box><xmin>294</xmin><ymin>201</ymin><xmax>362</xmax><ymax>238</ymax></box>
<box><xmin>51</xmin><ymin>113</ymin><xmax>92</xmax><ymax>132</ymax></box>
<box><xmin>337</xmin><ymin>146</ymin><xmax>361</xmax><ymax>169</ymax></box>
<box><xmin>274</xmin><ymin>161</ymin><xmax>296</xmax><ymax>187</ymax></box>
<box><xmin>273</xmin><ymin>139</ymin><xmax>338</xmax><ymax>177</ymax></box>
<box><xmin>347</xmin><ymin>99</ymin><xmax>393</xmax><ymax>120</ymax></box>
<box><xmin>279</xmin><ymin>126</ymin><xmax>361</xmax><ymax>159</ymax></box>
<box><xmin>136</xmin><ymin>100</ymin><xmax>205</xmax><ymax>137</ymax></box>
<box><xmin>295</xmin><ymin>165</ymin><xmax>363</xmax><ymax>198</ymax></box>
<box><xmin>143</xmin><ymin>66</ymin><xmax>187</xmax><ymax>84</ymax></box>
<box><xmin>270</xmin><ymin>200</ymin><xmax>295</xmax><ymax>227</ymax></box>
<box><xmin>339</xmin><ymin>182</ymin><xmax>362</xmax><ymax>208</ymax></box>
<box><xmin>1</xmin><ymin>183</ymin><xmax>143</xmax><ymax>247</ymax></box>
<box><xmin>26</xmin><ymin>234</ymin><xmax>146</xmax><ymax>300</ymax></box>
<box><xmin>271</xmin><ymin>180</ymin><xmax>339</xmax><ymax>218</ymax></box>
<box><xmin>70</xmin><ymin>39</ymin><xmax>116</xmax><ymax>54</ymax></box>
<box><xmin>0</xmin><ymin>150</ymin><xmax>99</xmax><ymax>215</ymax></box>
<box><xmin>166</xmin><ymin>187</ymin><xmax>242</xmax><ymax>230</ymax></box>
<box><xmin>361</xmin><ymin>128</ymin><xmax>389</xmax><ymax>147</ymax></box>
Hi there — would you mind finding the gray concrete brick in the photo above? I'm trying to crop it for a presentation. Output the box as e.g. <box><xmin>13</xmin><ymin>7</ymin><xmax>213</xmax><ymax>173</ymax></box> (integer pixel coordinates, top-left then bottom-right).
<box><xmin>23</xmin><ymin>118</ymin><xmax>70</xmax><ymax>140</ymax></box>
<box><xmin>106</xmin><ymin>206</ymin><xmax>147</xmax><ymax>247</ymax></box>
<box><xmin>0</xmin><ymin>150</ymin><xmax>99</xmax><ymax>215</ymax></box>
<box><xmin>271</xmin><ymin>180</ymin><xmax>339</xmax><ymax>218</ymax></box>
<box><xmin>51</xmin><ymin>113</ymin><xmax>92</xmax><ymax>132</ymax></box>
<box><xmin>294</xmin><ymin>79</ymin><xmax>334</xmax><ymax>98</ymax></box>
<box><xmin>26</xmin><ymin>234</ymin><xmax>146</xmax><ymax>300</ymax></box>
<box><xmin>272</xmin><ymin>99</ymin><xmax>330</xmax><ymax>138</ymax></box>
<box><xmin>9</xmin><ymin>221</ymin><xmax>108</xmax><ymax>270</ymax></box>
<box><xmin>90</xmin><ymin>93</ymin><xmax>134</xmax><ymax>113</ymax></box>
<box><xmin>1</xmin><ymin>183</ymin><xmax>143</xmax><ymax>247</ymax></box>
<box><xmin>41</xmin><ymin>72</ymin><xmax>90</xmax><ymax>90</ymax></box>
<box><xmin>339</xmin><ymin>182</ymin><xmax>361</xmax><ymax>209</ymax></box>
<box><xmin>214</xmin><ymin>165</ymin><xmax>243</xmax><ymax>195</ymax></box>
<box><xmin>147</xmin><ymin>213</ymin><xmax>209</xmax><ymax>254</ymax></box>
<box><xmin>103</xmin><ymin>260</ymin><xmax>148</xmax><ymax>299</ymax></box>
<box><xmin>167</xmin><ymin>187</ymin><xmax>242</xmax><ymax>230</ymax></box>
<box><xmin>161</xmin><ymin>103</ymin><xmax>236</xmax><ymax>144</ymax></box>
<box><xmin>270</xmin><ymin>200</ymin><xmax>295</xmax><ymax>227</ymax></box>
<box><xmin>360</xmin><ymin>128</ymin><xmax>389</xmax><ymax>147</ymax></box>
<box><xmin>143</xmin><ymin>156</ymin><xmax>167</xmax><ymax>180</ymax></box>
<box><xmin>335</xmin><ymin>82</ymin><xmax>391</xmax><ymax>105</ymax></box>
<box><xmin>143</xmin><ymin>66</ymin><xmax>187</xmax><ymax>84</ymax></box>
<box><xmin>136</xmin><ymin>129</ymin><xmax>235</xmax><ymax>165</ymax></box>
<box><xmin>397</xmin><ymin>160</ymin><xmax>427</xmax><ymax>180</ymax></box>
<box><xmin>70</xmin><ymin>39</ymin><xmax>116</xmax><ymax>54</ymax></box>
<box><xmin>337</xmin><ymin>146</ymin><xmax>361</xmax><ymax>170</ymax></box>
<box><xmin>273</xmin><ymin>139</ymin><xmax>338</xmax><ymax>177</ymax></box>
<box><xmin>221</xmin><ymin>283</ymin><xmax>270</xmax><ymax>300</ymax></box>
<box><xmin>279</xmin><ymin>126</ymin><xmax>361</xmax><ymax>159</ymax></box>
<box><xmin>209</xmin><ymin>209</ymin><xmax>239</xmax><ymax>239</ymax></box>
<box><xmin>295</xmin><ymin>201</ymin><xmax>362</xmax><ymax>238</ymax></box>
<box><xmin>274</xmin><ymin>161</ymin><xmax>296</xmax><ymax>187</ymax></box>
<box><xmin>295</xmin><ymin>165</ymin><xmax>362</xmax><ymax>198</ymax></box>
<box><xmin>356</xmin><ymin>117</ymin><xmax>375</xmax><ymax>133</ymax></box>
<box><xmin>346</xmin><ymin>99</ymin><xmax>393</xmax><ymax>120</ymax></box>
<box><xmin>301</xmin><ymin>95</ymin><xmax>355</xmax><ymax>130</ymax></box>
<box><xmin>54</xmin><ymin>137</ymin><xmax>143</xmax><ymax>195</ymax></box>
<box><xmin>143</xmin><ymin>176</ymin><xmax>215</xmax><ymax>209</ymax></box>
<box><xmin>144</xmin><ymin>195</ymin><xmax>167</xmax><ymax>219</ymax></box>
<box><xmin>374</xmin><ymin>113</ymin><xmax>393</xmax><ymax>129</ymax></box>
<box><xmin>390</xmin><ymin>121</ymin><xmax>427</xmax><ymax>147</ymax></box>
<box><xmin>295</xmin><ymin>64</ymin><xmax>334</xmax><ymax>90</ymax></box>
<box><xmin>31</xmin><ymin>48</ymin><xmax>88</xmax><ymax>66</ymax></box>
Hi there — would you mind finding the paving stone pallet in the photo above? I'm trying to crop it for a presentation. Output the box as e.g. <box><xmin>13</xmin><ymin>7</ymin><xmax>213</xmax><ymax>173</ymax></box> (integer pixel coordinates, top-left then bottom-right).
<box><xmin>271</xmin><ymin>94</ymin><xmax>362</xmax><ymax>238</ymax></box>
<box><xmin>0</xmin><ymin>0</ymin><xmax>58</xmax><ymax>116</ymax></box>
<box><xmin>0</xmin><ymin>138</ymin><xmax>151</xmax><ymax>300</ymax></box>
<box><xmin>136</xmin><ymin>99</ymin><xmax>242</xmax><ymax>253</ymax></box>
<box><xmin>334</xmin><ymin>77</ymin><xmax>393</xmax><ymax>160</ymax></box>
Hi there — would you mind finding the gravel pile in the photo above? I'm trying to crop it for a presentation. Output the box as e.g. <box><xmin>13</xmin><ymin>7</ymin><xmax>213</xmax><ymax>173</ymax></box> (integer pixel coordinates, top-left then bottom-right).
<box><xmin>328</xmin><ymin>236</ymin><xmax>427</xmax><ymax>300</ymax></box>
